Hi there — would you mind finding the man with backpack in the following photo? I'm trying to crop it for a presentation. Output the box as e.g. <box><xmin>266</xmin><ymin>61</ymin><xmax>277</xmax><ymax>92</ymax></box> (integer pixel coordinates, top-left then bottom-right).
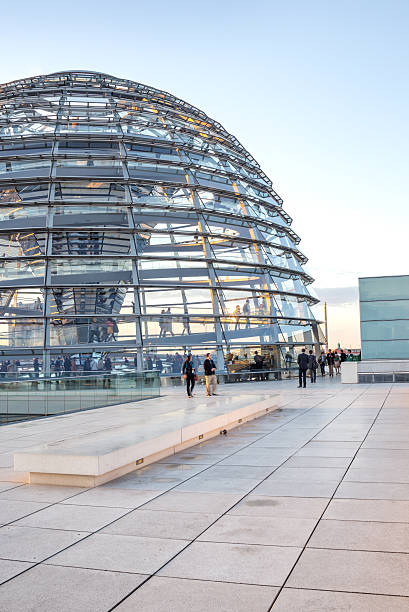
<box><xmin>308</xmin><ymin>350</ymin><xmax>318</xmax><ymax>383</ymax></box>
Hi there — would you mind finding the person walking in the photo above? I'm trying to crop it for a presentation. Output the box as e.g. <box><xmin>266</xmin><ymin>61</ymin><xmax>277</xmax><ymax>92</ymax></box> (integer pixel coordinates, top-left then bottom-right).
<box><xmin>318</xmin><ymin>352</ymin><xmax>326</xmax><ymax>376</ymax></box>
<box><xmin>308</xmin><ymin>350</ymin><xmax>317</xmax><ymax>383</ymax></box>
<box><xmin>204</xmin><ymin>352</ymin><xmax>217</xmax><ymax>396</ymax></box>
<box><xmin>233</xmin><ymin>305</ymin><xmax>241</xmax><ymax>330</ymax></box>
<box><xmin>166</xmin><ymin>308</ymin><xmax>174</xmax><ymax>336</ymax></box>
<box><xmin>297</xmin><ymin>348</ymin><xmax>309</xmax><ymax>388</ymax></box>
<box><xmin>159</xmin><ymin>310</ymin><xmax>166</xmax><ymax>337</ymax></box>
<box><xmin>327</xmin><ymin>350</ymin><xmax>334</xmax><ymax>377</ymax></box>
<box><xmin>334</xmin><ymin>351</ymin><xmax>341</xmax><ymax>375</ymax></box>
<box><xmin>182</xmin><ymin>314</ymin><xmax>190</xmax><ymax>335</ymax></box>
<box><xmin>243</xmin><ymin>299</ymin><xmax>251</xmax><ymax>328</ymax></box>
<box><xmin>182</xmin><ymin>354</ymin><xmax>196</xmax><ymax>398</ymax></box>
<box><xmin>33</xmin><ymin>357</ymin><xmax>40</xmax><ymax>379</ymax></box>
<box><xmin>63</xmin><ymin>355</ymin><xmax>71</xmax><ymax>377</ymax></box>
<box><xmin>340</xmin><ymin>349</ymin><xmax>347</xmax><ymax>364</ymax></box>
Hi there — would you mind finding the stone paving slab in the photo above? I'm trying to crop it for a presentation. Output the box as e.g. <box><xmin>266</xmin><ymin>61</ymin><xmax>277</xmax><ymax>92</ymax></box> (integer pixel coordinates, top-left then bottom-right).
<box><xmin>115</xmin><ymin>576</ymin><xmax>278</xmax><ymax>612</ymax></box>
<box><xmin>272</xmin><ymin>588</ymin><xmax>409</xmax><ymax>611</ymax></box>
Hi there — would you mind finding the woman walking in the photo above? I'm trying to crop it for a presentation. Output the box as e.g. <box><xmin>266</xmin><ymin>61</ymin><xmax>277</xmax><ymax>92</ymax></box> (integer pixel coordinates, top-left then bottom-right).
<box><xmin>182</xmin><ymin>354</ymin><xmax>196</xmax><ymax>398</ymax></box>
<box><xmin>334</xmin><ymin>351</ymin><xmax>341</xmax><ymax>375</ymax></box>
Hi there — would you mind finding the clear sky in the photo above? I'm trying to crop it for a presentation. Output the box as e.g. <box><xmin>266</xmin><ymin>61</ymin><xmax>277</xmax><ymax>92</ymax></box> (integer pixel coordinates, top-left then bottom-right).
<box><xmin>1</xmin><ymin>0</ymin><xmax>408</xmax><ymax>347</ymax></box>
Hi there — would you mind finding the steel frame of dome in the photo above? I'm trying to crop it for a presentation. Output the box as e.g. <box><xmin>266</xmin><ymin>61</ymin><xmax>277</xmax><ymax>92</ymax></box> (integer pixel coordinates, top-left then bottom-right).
<box><xmin>0</xmin><ymin>70</ymin><xmax>323</xmax><ymax>374</ymax></box>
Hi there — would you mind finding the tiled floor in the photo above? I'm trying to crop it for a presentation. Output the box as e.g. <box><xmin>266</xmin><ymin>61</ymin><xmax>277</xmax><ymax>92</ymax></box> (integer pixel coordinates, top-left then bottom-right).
<box><xmin>1</xmin><ymin>378</ymin><xmax>409</xmax><ymax>610</ymax></box>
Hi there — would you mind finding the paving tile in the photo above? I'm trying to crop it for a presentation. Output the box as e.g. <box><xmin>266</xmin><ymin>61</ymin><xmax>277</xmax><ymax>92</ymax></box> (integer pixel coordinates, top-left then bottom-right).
<box><xmin>102</xmin><ymin>509</ymin><xmax>218</xmax><ymax>540</ymax></box>
<box><xmin>285</xmin><ymin>456</ymin><xmax>351</xmax><ymax>468</ymax></box>
<box><xmin>62</xmin><ymin>487</ymin><xmax>160</xmax><ymax>509</ymax></box>
<box><xmin>15</xmin><ymin>503</ymin><xmax>129</xmax><ymax>532</ymax></box>
<box><xmin>345</xmin><ymin>467</ymin><xmax>409</xmax><ymax>483</ymax></box>
<box><xmin>0</xmin><ymin>453</ymin><xmax>13</xmax><ymax>468</ymax></box>
<box><xmin>142</xmin><ymin>491</ymin><xmax>243</xmax><ymax>514</ymax></box>
<box><xmin>268</xmin><ymin>467</ymin><xmax>346</xmax><ymax>483</ymax></box>
<box><xmin>132</xmin><ymin>463</ymin><xmax>206</xmax><ymax>479</ymax></box>
<box><xmin>309</xmin><ymin>519</ymin><xmax>409</xmax><ymax>553</ymax></box>
<box><xmin>218</xmin><ymin>449</ymin><xmax>291</xmax><ymax>467</ymax></box>
<box><xmin>197</xmin><ymin>465</ymin><xmax>273</xmax><ymax>479</ymax></box>
<box><xmin>0</xmin><ymin>563</ymin><xmax>145</xmax><ymax>612</ymax></box>
<box><xmin>324</xmin><ymin>498</ymin><xmax>409</xmax><ymax>522</ymax></box>
<box><xmin>157</xmin><ymin>453</ymin><xmax>227</xmax><ymax>464</ymax></box>
<box><xmin>175</xmin><ymin>476</ymin><xmax>257</xmax><ymax>494</ymax></box>
<box><xmin>199</xmin><ymin>514</ymin><xmax>317</xmax><ymax>547</ymax></box>
<box><xmin>273</xmin><ymin>588</ymin><xmax>409</xmax><ymax>611</ymax></box>
<box><xmin>0</xmin><ymin>483</ymin><xmax>22</xmax><ymax>493</ymax></box>
<box><xmin>229</xmin><ymin>496</ymin><xmax>328</xmax><ymax>519</ymax></box>
<box><xmin>287</xmin><ymin>548</ymin><xmax>409</xmax><ymax>596</ymax></box>
<box><xmin>0</xmin><ymin>484</ymin><xmax>87</xmax><ymax>503</ymax></box>
<box><xmin>253</xmin><ymin>479</ymin><xmax>338</xmax><ymax>498</ymax></box>
<box><xmin>363</xmin><ymin>440</ymin><xmax>409</xmax><ymax>449</ymax></box>
<box><xmin>115</xmin><ymin>576</ymin><xmax>278</xmax><ymax>612</ymax></box>
<box><xmin>158</xmin><ymin>540</ymin><xmax>301</xmax><ymax>586</ymax></box>
<box><xmin>335</xmin><ymin>481</ymin><xmax>409</xmax><ymax>500</ymax></box>
<box><xmin>0</xmin><ymin>559</ymin><xmax>33</xmax><ymax>585</ymax></box>
<box><xmin>47</xmin><ymin>533</ymin><xmax>188</xmax><ymax>574</ymax></box>
<box><xmin>102</xmin><ymin>475</ymin><xmax>182</xmax><ymax>491</ymax></box>
<box><xmin>0</xmin><ymin>499</ymin><xmax>50</xmax><ymax>524</ymax></box>
<box><xmin>0</xmin><ymin>525</ymin><xmax>88</xmax><ymax>562</ymax></box>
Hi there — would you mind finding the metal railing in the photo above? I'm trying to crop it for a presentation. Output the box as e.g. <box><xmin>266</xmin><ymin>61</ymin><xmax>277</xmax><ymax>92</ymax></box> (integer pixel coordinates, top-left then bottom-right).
<box><xmin>0</xmin><ymin>370</ymin><xmax>160</xmax><ymax>424</ymax></box>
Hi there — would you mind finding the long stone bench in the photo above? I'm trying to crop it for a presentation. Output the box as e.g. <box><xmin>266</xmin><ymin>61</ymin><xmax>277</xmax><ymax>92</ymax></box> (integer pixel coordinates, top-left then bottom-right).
<box><xmin>13</xmin><ymin>394</ymin><xmax>276</xmax><ymax>487</ymax></box>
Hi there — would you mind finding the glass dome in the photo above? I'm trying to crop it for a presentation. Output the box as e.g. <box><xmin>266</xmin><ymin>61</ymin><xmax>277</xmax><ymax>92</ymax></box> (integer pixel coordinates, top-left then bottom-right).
<box><xmin>0</xmin><ymin>70</ymin><xmax>323</xmax><ymax>375</ymax></box>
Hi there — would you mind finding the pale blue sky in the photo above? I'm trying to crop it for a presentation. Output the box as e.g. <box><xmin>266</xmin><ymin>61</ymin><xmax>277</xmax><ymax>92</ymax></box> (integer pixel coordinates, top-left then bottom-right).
<box><xmin>1</xmin><ymin>0</ymin><xmax>408</xmax><ymax>344</ymax></box>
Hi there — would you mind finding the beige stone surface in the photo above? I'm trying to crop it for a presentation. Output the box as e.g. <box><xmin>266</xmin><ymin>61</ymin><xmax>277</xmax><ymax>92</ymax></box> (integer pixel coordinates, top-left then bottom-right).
<box><xmin>47</xmin><ymin>532</ymin><xmax>189</xmax><ymax>574</ymax></box>
<box><xmin>199</xmin><ymin>514</ymin><xmax>317</xmax><ymax>547</ymax></box>
<box><xmin>0</xmin><ymin>564</ymin><xmax>145</xmax><ymax>612</ymax></box>
<box><xmin>115</xmin><ymin>576</ymin><xmax>277</xmax><ymax>611</ymax></box>
<box><xmin>273</xmin><ymin>588</ymin><xmax>409</xmax><ymax>611</ymax></box>
<box><xmin>158</xmin><ymin>540</ymin><xmax>301</xmax><ymax>586</ymax></box>
<box><xmin>288</xmin><ymin>548</ymin><xmax>409</xmax><ymax>596</ymax></box>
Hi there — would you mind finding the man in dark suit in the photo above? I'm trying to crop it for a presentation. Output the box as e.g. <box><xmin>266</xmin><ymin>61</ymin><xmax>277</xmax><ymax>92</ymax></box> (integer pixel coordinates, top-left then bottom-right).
<box><xmin>297</xmin><ymin>348</ymin><xmax>309</xmax><ymax>388</ymax></box>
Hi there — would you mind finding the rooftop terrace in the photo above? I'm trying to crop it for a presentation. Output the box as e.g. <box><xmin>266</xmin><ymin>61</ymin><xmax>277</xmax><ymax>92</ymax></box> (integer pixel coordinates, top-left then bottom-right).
<box><xmin>0</xmin><ymin>379</ymin><xmax>408</xmax><ymax>610</ymax></box>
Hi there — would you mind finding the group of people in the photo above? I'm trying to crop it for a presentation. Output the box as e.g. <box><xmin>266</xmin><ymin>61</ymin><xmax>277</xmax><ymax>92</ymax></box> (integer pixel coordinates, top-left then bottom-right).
<box><xmin>233</xmin><ymin>297</ymin><xmax>268</xmax><ymax>330</ymax></box>
<box><xmin>182</xmin><ymin>352</ymin><xmax>217</xmax><ymax>398</ymax></box>
<box><xmin>0</xmin><ymin>359</ymin><xmax>20</xmax><ymax>378</ymax></box>
<box><xmin>88</xmin><ymin>317</ymin><xmax>119</xmax><ymax>343</ymax></box>
<box><xmin>51</xmin><ymin>355</ymin><xmax>112</xmax><ymax>377</ymax></box>
<box><xmin>159</xmin><ymin>308</ymin><xmax>174</xmax><ymax>337</ymax></box>
<box><xmin>318</xmin><ymin>349</ymin><xmax>355</xmax><ymax>377</ymax></box>
<box><xmin>298</xmin><ymin>348</ymin><xmax>356</xmax><ymax>387</ymax></box>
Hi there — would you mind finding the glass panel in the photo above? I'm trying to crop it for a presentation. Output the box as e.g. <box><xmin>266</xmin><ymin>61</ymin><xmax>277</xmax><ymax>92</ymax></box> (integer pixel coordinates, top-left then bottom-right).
<box><xmin>54</xmin><ymin>181</ymin><xmax>126</xmax><ymax>201</ymax></box>
<box><xmin>0</xmin><ymin>184</ymin><xmax>49</xmax><ymax>202</ymax></box>
<box><xmin>49</xmin><ymin>317</ymin><xmax>136</xmax><ymax>346</ymax></box>
<box><xmin>0</xmin><ymin>160</ymin><xmax>51</xmax><ymax>175</ymax></box>
<box><xmin>52</xmin><ymin>232</ymin><xmax>131</xmax><ymax>255</ymax></box>
<box><xmin>49</xmin><ymin>258</ymin><xmax>132</xmax><ymax>283</ymax></box>
<box><xmin>360</xmin><ymin>276</ymin><xmax>409</xmax><ymax>301</ymax></box>
<box><xmin>361</xmin><ymin>320</ymin><xmax>409</xmax><ymax>341</ymax></box>
<box><xmin>0</xmin><ymin>318</ymin><xmax>43</xmax><ymax>347</ymax></box>
<box><xmin>52</xmin><ymin>205</ymin><xmax>128</xmax><ymax>226</ymax></box>
<box><xmin>0</xmin><ymin>259</ymin><xmax>45</xmax><ymax>285</ymax></box>
<box><xmin>362</xmin><ymin>340</ymin><xmax>409</xmax><ymax>360</ymax></box>
<box><xmin>0</xmin><ymin>289</ymin><xmax>44</xmax><ymax>315</ymax></box>
<box><xmin>0</xmin><ymin>232</ymin><xmax>47</xmax><ymax>257</ymax></box>
<box><xmin>361</xmin><ymin>299</ymin><xmax>409</xmax><ymax>321</ymax></box>
<box><xmin>48</xmin><ymin>287</ymin><xmax>134</xmax><ymax>316</ymax></box>
<box><xmin>0</xmin><ymin>205</ymin><xmax>47</xmax><ymax>222</ymax></box>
